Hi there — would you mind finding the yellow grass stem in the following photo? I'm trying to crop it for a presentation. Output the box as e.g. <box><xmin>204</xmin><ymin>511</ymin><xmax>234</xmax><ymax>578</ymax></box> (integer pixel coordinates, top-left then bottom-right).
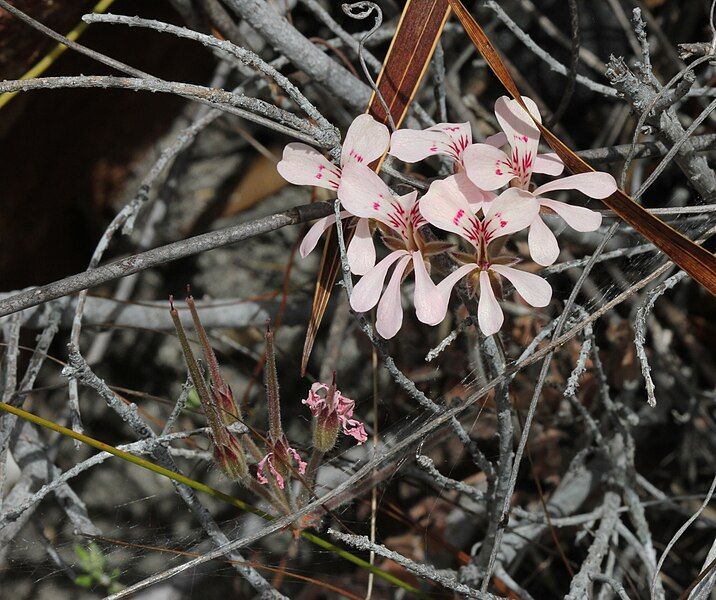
<box><xmin>0</xmin><ymin>0</ymin><xmax>117</xmax><ymax>111</ymax></box>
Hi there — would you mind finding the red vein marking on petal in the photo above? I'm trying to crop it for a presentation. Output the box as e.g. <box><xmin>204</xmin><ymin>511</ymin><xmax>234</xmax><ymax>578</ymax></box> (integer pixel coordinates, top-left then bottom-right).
<box><xmin>348</xmin><ymin>149</ymin><xmax>365</xmax><ymax>163</ymax></box>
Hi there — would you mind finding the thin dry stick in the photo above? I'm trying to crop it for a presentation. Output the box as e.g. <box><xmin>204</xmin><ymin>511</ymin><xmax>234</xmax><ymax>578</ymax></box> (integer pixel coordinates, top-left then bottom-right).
<box><xmin>0</xmin><ymin>201</ymin><xmax>334</xmax><ymax>319</ymax></box>
<box><xmin>651</xmin><ymin>472</ymin><xmax>716</xmax><ymax>598</ymax></box>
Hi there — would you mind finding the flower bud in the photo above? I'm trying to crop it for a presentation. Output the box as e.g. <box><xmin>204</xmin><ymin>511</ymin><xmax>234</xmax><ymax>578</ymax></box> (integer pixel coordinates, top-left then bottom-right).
<box><xmin>213</xmin><ymin>431</ymin><xmax>249</xmax><ymax>482</ymax></box>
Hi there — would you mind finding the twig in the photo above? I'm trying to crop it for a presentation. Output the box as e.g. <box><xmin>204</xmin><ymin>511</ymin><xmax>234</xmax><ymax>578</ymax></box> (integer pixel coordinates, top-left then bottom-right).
<box><xmin>224</xmin><ymin>0</ymin><xmax>371</xmax><ymax>109</ymax></box>
<box><xmin>415</xmin><ymin>453</ymin><xmax>485</xmax><ymax>503</ymax></box>
<box><xmin>0</xmin><ymin>76</ymin><xmax>326</xmax><ymax>145</ymax></box>
<box><xmin>61</xmin><ymin>346</ymin><xmax>286</xmax><ymax>598</ymax></box>
<box><xmin>480</xmin><ymin>223</ymin><xmax>622</xmax><ymax>592</ymax></box>
<box><xmin>425</xmin><ymin>317</ymin><xmax>476</xmax><ymax>362</ymax></box>
<box><xmin>577</xmin><ymin>134</ymin><xmax>716</xmax><ymax>164</ymax></box>
<box><xmin>591</xmin><ymin>574</ymin><xmax>631</xmax><ymax>600</ymax></box>
<box><xmin>565</xmin><ymin>491</ymin><xmax>622</xmax><ymax>598</ymax></box>
<box><xmin>298</xmin><ymin>0</ymin><xmax>383</xmax><ymax>73</ymax></box>
<box><xmin>651</xmin><ymin>472</ymin><xmax>716</xmax><ymax>598</ymax></box>
<box><xmin>0</xmin><ymin>427</ymin><xmax>213</xmax><ymax>528</ymax></box>
<box><xmin>328</xmin><ymin>529</ymin><xmax>493</xmax><ymax>598</ymax></box>
<box><xmin>484</xmin><ymin>0</ymin><xmax>617</xmax><ymax>97</ymax></box>
<box><xmin>103</xmin><ymin>260</ymin><xmax>680</xmax><ymax>599</ymax></box>
<box><xmin>83</xmin><ymin>13</ymin><xmax>339</xmax><ymax>146</ymax></box>
<box><xmin>0</xmin><ymin>201</ymin><xmax>334</xmax><ymax>319</ymax></box>
<box><xmin>607</xmin><ymin>53</ymin><xmax>716</xmax><ymax>199</ymax></box>
<box><xmin>634</xmin><ymin>270</ymin><xmax>689</xmax><ymax>407</ymax></box>
<box><xmin>545</xmin><ymin>0</ymin><xmax>579</xmax><ymax>127</ymax></box>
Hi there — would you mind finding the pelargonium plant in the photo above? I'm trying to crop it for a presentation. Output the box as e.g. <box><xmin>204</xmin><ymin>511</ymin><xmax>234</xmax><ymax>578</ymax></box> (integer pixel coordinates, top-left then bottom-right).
<box><xmin>171</xmin><ymin>297</ymin><xmax>366</xmax><ymax>518</ymax></box>
<box><xmin>278</xmin><ymin>95</ymin><xmax>618</xmax><ymax>338</ymax></box>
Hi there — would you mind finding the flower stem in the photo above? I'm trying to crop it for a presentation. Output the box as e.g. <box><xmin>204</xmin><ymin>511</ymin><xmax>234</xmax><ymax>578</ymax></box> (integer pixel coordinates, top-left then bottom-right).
<box><xmin>263</xmin><ymin>321</ymin><xmax>283</xmax><ymax>440</ymax></box>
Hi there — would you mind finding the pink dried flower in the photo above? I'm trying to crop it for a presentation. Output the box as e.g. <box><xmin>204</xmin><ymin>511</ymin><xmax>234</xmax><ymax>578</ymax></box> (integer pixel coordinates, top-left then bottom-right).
<box><xmin>303</xmin><ymin>380</ymin><xmax>367</xmax><ymax>451</ymax></box>
<box><xmin>256</xmin><ymin>436</ymin><xmax>307</xmax><ymax>490</ymax></box>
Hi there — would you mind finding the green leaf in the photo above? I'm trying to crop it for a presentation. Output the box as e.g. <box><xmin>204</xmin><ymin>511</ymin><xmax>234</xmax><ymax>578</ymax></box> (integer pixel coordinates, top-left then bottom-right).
<box><xmin>186</xmin><ymin>386</ymin><xmax>201</xmax><ymax>409</ymax></box>
<box><xmin>74</xmin><ymin>574</ymin><xmax>94</xmax><ymax>588</ymax></box>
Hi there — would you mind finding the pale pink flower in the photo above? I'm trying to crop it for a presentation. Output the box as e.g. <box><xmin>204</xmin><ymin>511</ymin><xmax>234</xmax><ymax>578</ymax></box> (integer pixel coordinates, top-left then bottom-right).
<box><xmin>389</xmin><ymin>122</ymin><xmax>468</xmax><ymax>166</ymax></box>
<box><xmin>340</xmin><ymin>162</ymin><xmax>451</xmax><ymax>339</ymax></box>
<box><xmin>303</xmin><ymin>381</ymin><xmax>367</xmax><ymax>445</ymax></box>
<box><xmin>418</xmin><ymin>176</ymin><xmax>552</xmax><ymax>336</ymax></box>
<box><xmin>463</xmin><ymin>96</ymin><xmax>616</xmax><ymax>265</ymax></box>
<box><xmin>256</xmin><ymin>436</ymin><xmax>307</xmax><ymax>490</ymax></box>
<box><xmin>277</xmin><ymin>114</ymin><xmax>390</xmax><ymax>275</ymax></box>
<box><xmin>524</xmin><ymin>174</ymin><xmax>614</xmax><ymax>265</ymax></box>
<box><xmin>463</xmin><ymin>96</ymin><xmax>564</xmax><ymax>190</ymax></box>
<box><xmin>389</xmin><ymin>121</ymin><xmax>507</xmax><ymax>170</ymax></box>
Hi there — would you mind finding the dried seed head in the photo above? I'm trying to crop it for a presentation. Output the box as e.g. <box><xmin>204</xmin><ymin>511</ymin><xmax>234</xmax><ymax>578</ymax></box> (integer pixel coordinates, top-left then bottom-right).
<box><xmin>186</xmin><ymin>287</ymin><xmax>242</xmax><ymax>424</ymax></box>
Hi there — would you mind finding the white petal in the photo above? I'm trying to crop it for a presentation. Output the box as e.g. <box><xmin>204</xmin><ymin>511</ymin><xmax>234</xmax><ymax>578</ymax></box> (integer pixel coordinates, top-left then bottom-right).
<box><xmin>527</xmin><ymin>217</ymin><xmax>560</xmax><ymax>266</ymax></box>
<box><xmin>346</xmin><ymin>217</ymin><xmax>376</xmax><ymax>275</ymax></box>
<box><xmin>533</xmin><ymin>153</ymin><xmax>564</xmax><ymax>176</ymax></box>
<box><xmin>376</xmin><ymin>254</ymin><xmax>412</xmax><ymax>339</ymax></box>
<box><xmin>463</xmin><ymin>143</ymin><xmax>515</xmax><ymax>191</ymax></box>
<box><xmin>419</xmin><ymin>174</ymin><xmax>481</xmax><ymax>245</ymax></box>
<box><xmin>494</xmin><ymin>96</ymin><xmax>540</xmax><ymax>152</ymax></box>
<box><xmin>491</xmin><ymin>264</ymin><xmax>552</xmax><ymax>307</ymax></box>
<box><xmin>389</xmin><ymin>128</ymin><xmax>447</xmax><ymax>163</ymax></box>
<box><xmin>350</xmin><ymin>250</ymin><xmax>407</xmax><ymax>313</ymax></box>
<box><xmin>338</xmin><ymin>162</ymin><xmax>404</xmax><ymax>232</ymax></box>
<box><xmin>429</xmin><ymin>263</ymin><xmax>480</xmax><ymax>326</ymax></box>
<box><xmin>436</xmin><ymin>122</ymin><xmax>473</xmax><ymax>162</ymax></box>
<box><xmin>484</xmin><ymin>188</ymin><xmax>540</xmax><ymax>240</ymax></box>
<box><xmin>477</xmin><ymin>271</ymin><xmax>503</xmax><ymax>336</ymax></box>
<box><xmin>539</xmin><ymin>199</ymin><xmax>602</xmax><ymax>232</ymax></box>
<box><xmin>277</xmin><ymin>143</ymin><xmax>341</xmax><ymax>190</ymax></box>
<box><xmin>300</xmin><ymin>214</ymin><xmax>337</xmax><ymax>259</ymax></box>
<box><xmin>389</xmin><ymin>122</ymin><xmax>471</xmax><ymax>163</ymax></box>
<box><xmin>341</xmin><ymin>114</ymin><xmax>390</xmax><ymax>166</ymax></box>
<box><xmin>411</xmin><ymin>252</ymin><xmax>441</xmax><ymax>325</ymax></box>
<box><xmin>533</xmin><ymin>172</ymin><xmax>617</xmax><ymax>199</ymax></box>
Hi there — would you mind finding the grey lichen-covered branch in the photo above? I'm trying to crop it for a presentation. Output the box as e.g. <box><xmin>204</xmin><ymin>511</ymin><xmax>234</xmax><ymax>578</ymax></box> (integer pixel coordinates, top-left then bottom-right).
<box><xmin>606</xmin><ymin>56</ymin><xmax>716</xmax><ymax>200</ymax></box>
<box><xmin>61</xmin><ymin>346</ymin><xmax>286</xmax><ymax>599</ymax></box>
<box><xmin>327</xmin><ymin>529</ymin><xmax>494</xmax><ymax>599</ymax></box>
<box><xmin>225</xmin><ymin>0</ymin><xmax>372</xmax><ymax>109</ymax></box>
<box><xmin>0</xmin><ymin>201</ymin><xmax>334</xmax><ymax>319</ymax></box>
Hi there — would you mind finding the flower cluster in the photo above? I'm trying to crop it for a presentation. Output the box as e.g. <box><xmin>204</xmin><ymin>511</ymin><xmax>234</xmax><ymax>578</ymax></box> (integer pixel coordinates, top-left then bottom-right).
<box><xmin>278</xmin><ymin>96</ymin><xmax>617</xmax><ymax>338</ymax></box>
